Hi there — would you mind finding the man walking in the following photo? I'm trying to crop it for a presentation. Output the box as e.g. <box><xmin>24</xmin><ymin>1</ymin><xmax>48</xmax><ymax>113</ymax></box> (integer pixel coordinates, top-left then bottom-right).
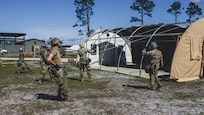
<box><xmin>38</xmin><ymin>46</ymin><xmax>55</xmax><ymax>84</ymax></box>
<box><xmin>47</xmin><ymin>37</ymin><xmax>74</xmax><ymax>102</ymax></box>
<box><xmin>142</xmin><ymin>42</ymin><xmax>164</xmax><ymax>90</ymax></box>
<box><xmin>0</xmin><ymin>58</ymin><xmax>3</xmax><ymax>67</ymax></box>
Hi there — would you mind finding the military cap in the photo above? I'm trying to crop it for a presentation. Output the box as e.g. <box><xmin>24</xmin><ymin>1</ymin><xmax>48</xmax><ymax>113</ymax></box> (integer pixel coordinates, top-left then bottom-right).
<box><xmin>51</xmin><ymin>37</ymin><xmax>62</xmax><ymax>45</ymax></box>
<box><xmin>19</xmin><ymin>48</ymin><xmax>24</xmax><ymax>52</ymax></box>
<box><xmin>149</xmin><ymin>42</ymin><xmax>158</xmax><ymax>49</ymax></box>
<box><xmin>79</xmin><ymin>42</ymin><xmax>85</xmax><ymax>48</ymax></box>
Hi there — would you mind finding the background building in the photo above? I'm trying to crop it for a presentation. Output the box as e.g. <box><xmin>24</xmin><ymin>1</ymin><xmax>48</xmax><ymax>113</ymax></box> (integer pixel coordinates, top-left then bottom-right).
<box><xmin>0</xmin><ymin>33</ymin><xmax>46</xmax><ymax>53</ymax></box>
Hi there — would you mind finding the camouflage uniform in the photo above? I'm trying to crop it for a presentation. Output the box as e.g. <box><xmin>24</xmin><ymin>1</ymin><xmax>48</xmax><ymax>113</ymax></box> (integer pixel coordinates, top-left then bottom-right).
<box><xmin>77</xmin><ymin>43</ymin><xmax>94</xmax><ymax>82</ymax></box>
<box><xmin>38</xmin><ymin>47</ymin><xmax>55</xmax><ymax>84</ymax></box>
<box><xmin>0</xmin><ymin>58</ymin><xmax>2</xmax><ymax>67</ymax></box>
<box><xmin>17</xmin><ymin>48</ymin><xmax>32</xmax><ymax>74</ymax></box>
<box><xmin>48</xmin><ymin>38</ymin><xmax>74</xmax><ymax>102</ymax></box>
<box><xmin>143</xmin><ymin>42</ymin><xmax>164</xmax><ymax>90</ymax></box>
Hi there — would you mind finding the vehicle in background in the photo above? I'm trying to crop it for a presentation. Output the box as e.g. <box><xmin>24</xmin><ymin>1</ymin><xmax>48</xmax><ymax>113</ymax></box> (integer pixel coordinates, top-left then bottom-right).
<box><xmin>61</xmin><ymin>47</ymin><xmax>75</xmax><ymax>56</ymax></box>
<box><xmin>65</xmin><ymin>48</ymin><xmax>74</xmax><ymax>53</ymax></box>
<box><xmin>0</xmin><ymin>48</ymin><xmax>8</xmax><ymax>55</ymax></box>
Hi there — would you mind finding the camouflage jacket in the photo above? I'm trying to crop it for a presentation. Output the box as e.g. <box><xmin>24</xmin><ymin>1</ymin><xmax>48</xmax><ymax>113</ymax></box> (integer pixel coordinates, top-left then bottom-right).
<box><xmin>19</xmin><ymin>52</ymin><xmax>25</xmax><ymax>61</ymax></box>
<box><xmin>143</xmin><ymin>49</ymin><xmax>164</xmax><ymax>66</ymax></box>
<box><xmin>78</xmin><ymin>47</ymin><xmax>93</xmax><ymax>63</ymax></box>
<box><xmin>40</xmin><ymin>49</ymin><xmax>50</xmax><ymax>65</ymax></box>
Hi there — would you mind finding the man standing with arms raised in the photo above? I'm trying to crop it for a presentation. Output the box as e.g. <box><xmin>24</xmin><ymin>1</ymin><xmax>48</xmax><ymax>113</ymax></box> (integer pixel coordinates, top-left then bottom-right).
<box><xmin>47</xmin><ymin>37</ymin><xmax>74</xmax><ymax>102</ymax></box>
<box><xmin>77</xmin><ymin>42</ymin><xmax>94</xmax><ymax>82</ymax></box>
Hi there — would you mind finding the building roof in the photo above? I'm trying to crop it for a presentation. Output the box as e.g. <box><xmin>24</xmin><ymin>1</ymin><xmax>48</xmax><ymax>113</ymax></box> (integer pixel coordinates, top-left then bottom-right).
<box><xmin>25</xmin><ymin>38</ymin><xmax>45</xmax><ymax>42</ymax></box>
<box><xmin>15</xmin><ymin>38</ymin><xmax>46</xmax><ymax>44</ymax></box>
<box><xmin>0</xmin><ymin>32</ymin><xmax>26</xmax><ymax>37</ymax></box>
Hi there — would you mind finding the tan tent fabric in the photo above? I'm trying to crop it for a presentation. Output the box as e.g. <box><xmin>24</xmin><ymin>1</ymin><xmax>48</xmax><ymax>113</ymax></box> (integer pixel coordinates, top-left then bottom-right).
<box><xmin>170</xmin><ymin>18</ymin><xmax>204</xmax><ymax>82</ymax></box>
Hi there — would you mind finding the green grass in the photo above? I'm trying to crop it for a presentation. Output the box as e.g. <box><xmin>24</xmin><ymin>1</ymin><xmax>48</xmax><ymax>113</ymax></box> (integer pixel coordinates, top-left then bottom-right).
<box><xmin>68</xmin><ymin>79</ymin><xmax>109</xmax><ymax>90</ymax></box>
<box><xmin>0</xmin><ymin>61</ymin><xmax>108</xmax><ymax>93</ymax></box>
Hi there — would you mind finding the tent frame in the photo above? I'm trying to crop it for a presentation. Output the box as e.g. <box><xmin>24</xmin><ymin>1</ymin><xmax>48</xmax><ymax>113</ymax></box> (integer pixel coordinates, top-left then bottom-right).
<box><xmin>85</xmin><ymin>22</ymin><xmax>188</xmax><ymax>76</ymax></box>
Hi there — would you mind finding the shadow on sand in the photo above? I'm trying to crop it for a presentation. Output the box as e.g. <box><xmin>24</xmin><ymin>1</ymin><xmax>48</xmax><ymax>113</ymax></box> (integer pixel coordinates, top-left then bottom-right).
<box><xmin>68</xmin><ymin>77</ymin><xmax>80</xmax><ymax>81</ymax></box>
<box><xmin>36</xmin><ymin>93</ymin><xmax>62</xmax><ymax>101</ymax></box>
<box><xmin>122</xmin><ymin>84</ymin><xmax>149</xmax><ymax>90</ymax></box>
<box><xmin>159</xmin><ymin>75</ymin><xmax>177</xmax><ymax>82</ymax></box>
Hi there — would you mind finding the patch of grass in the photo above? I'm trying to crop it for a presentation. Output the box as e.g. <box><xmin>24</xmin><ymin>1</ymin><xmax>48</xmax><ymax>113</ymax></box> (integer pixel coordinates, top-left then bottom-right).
<box><xmin>135</xmin><ymin>76</ymin><xmax>149</xmax><ymax>83</ymax></box>
<box><xmin>0</xmin><ymin>85</ymin><xmax>7</xmax><ymax>92</ymax></box>
<box><xmin>2</xmin><ymin>60</ymin><xmax>17</xmax><ymax>63</ymax></box>
<box><xmin>33</xmin><ymin>102</ymin><xmax>61</xmax><ymax>111</ymax></box>
<box><xmin>173</xmin><ymin>92</ymin><xmax>202</xmax><ymax>100</ymax></box>
<box><xmin>156</xmin><ymin>103</ymin><xmax>161</xmax><ymax>108</ymax></box>
<box><xmin>0</xmin><ymin>61</ymin><xmax>110</xmax><ymax>99</ymax></box>
<box><xmin>68</xmin><ymin>78</ymin><xmax>109</xmax><ymax>91</ymax></box>
<box><xmin>66</xmin><ymin>63</ymin><xmax>77</xmax><ymax>72</ymax></box>
<box><xmin>62</xmin><ymin>54</ymin><xmax>77</xmax><ymax>58</ymax></box>
<box><xmin>1</xmin><ymin>63</ymin><xmax>16</xmax><ymax>68</ymax></box>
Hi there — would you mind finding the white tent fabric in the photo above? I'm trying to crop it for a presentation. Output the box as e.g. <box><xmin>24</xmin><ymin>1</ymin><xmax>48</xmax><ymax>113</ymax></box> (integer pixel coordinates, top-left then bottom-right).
<box><xmin>170</xmin><ymin>18</ymin><xmax>204</xmax><ymax>82</ymax></box>
<box><xmin>79</xmin><ymin>31</ymin><xmax>132</xmax><ymax>66</ymax></box>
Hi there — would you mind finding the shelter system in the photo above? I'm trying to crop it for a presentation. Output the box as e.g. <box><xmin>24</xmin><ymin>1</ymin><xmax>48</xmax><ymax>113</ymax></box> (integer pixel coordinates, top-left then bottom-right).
<box><xmin>170</xmin><ymin>18</ymin><xmax>204</xmax><ymax>82</ymax></box>
<box><xmin>80</xmin><ymin>22</ymin><xmax>187</xmax><ymax>72</ymax></box>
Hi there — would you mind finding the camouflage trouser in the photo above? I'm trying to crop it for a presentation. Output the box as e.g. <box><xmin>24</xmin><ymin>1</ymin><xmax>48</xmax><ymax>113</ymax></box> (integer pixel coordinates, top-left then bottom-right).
<box><xmin>17</xmin><ymin>61</ymin><xmax>32</xmax><ymax>73</ymax></box>
<box><xmin>39</xmin><ymin>64</ymin><xmax>54</xmax><ymax>81</ymax></box>
<box><xmin>0</xmin><ymin>59</ymin><xmax>2</xmax><ymax>67</ymax></box>
<box><xmin>149</xmin><ymin>62</ymin><xmax>162</xmax><ymax>90</ymax></box>
<box><xmin>79</xmin><ymin>63</ymin><xmax>92</xmax><ymax>79</ymax></box>
<box><xmin>53</xmin><ymin>68</ymin><xmax>69</xmax><ymax>100</ymax></box>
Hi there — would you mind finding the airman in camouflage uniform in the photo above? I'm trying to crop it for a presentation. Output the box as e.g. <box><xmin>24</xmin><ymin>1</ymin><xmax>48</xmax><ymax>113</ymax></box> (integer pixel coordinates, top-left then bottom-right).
<box><xmin>77</xmin><ymin>42</ymin><xmax>94</xmax><ymax>82</ymax></box>
<box><xmin>142</xmin><ymin>42</ymin><xmax>164</xmax><ymax>90</ymax></box>
<box><xmin>38</xmin><ymin>46</ymin><xmax>55</xmax><ymax>84</ymax></box>
<box><xmin>0</xmin><ymin>58</ymin><xmax>3</xmax><ymax>67</ymax></box>
<box><xmin>47</xmin><ymin>37</ymin><xmax>74</xmax><ymax>102</ymax></box>
<box><xmin>16</xmin><ymin>48</ymin><xmax>33</xmax><ymax>74</ymax></box>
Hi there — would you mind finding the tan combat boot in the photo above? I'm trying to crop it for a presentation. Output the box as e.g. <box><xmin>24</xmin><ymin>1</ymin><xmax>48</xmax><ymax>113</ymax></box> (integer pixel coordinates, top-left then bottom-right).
<box><xmin>16</xmin><ymin>70</ymin><xmax>21</xmax><ymax>74</ymax></box>
<box><xmin>50</xmin><ymin>77</ymin><xmax>56</xmax><ymax>82</ymax></box>
<box><xmin>80</xmin><ymin>77</ymin><xmax>85</xmax><ymax>82</ymax></box>
<box><xmin>149</xmin><ymin>86</ymin><xmax>156</xmax><ymax>91</ymax></box>
<box><xmin>157</xmin><ymin>84</ymin><xmax>162</xmax><ymax>89</ymax></box>
<box><xmin>30</xmin><ymin>70</ymin><xmax>34</xmax><ymax>74</ymax></box>
<box><xmin>88</xmin><ymin>77</ymin><xmax>94</xmax><ymax>82</ymax></box>
<box><xmin>64</xmin><ymin>97</ymin><xmax>74</xmax><ymax>102</ymax></box>
<box><xmin>38</xmin><ymin>79</ymin><xmax>43</xmax><ymax>84</ymax></box>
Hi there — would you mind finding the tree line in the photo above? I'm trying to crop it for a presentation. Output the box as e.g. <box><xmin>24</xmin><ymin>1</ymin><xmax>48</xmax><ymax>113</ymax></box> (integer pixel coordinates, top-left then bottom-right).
<box><xmin>73</xmin><ymin>0</ymin><xmax>203</xmax><ymax>37</ymax></box>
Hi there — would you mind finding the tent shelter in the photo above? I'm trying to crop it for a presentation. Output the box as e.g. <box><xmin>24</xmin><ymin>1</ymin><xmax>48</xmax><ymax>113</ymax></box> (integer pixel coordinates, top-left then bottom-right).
<box><xmin>80</xmin><ymin>24</ymin><xmax>187</xmax><ymax>75</ymax></box>
<box><xmin>170</xmin><ymin>18</ymin><xmax>204</xmax><ymax>82</ymax></box>
<box><xmin>82</xmin><ymin>31</ymin><xmax>132</xmax><ymax>67</ymax></box>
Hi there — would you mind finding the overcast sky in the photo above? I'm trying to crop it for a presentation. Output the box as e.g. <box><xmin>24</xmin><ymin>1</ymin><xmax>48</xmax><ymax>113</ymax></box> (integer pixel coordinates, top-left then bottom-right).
<box><xmin>0</xmin><ymin>0</ymin><xmax>203</xmax><ymax>45</ymax></box>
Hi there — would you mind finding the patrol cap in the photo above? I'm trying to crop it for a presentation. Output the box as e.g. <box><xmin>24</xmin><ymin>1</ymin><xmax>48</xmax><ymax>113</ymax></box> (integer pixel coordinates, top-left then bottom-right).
<box><xmin>149</xmin><ymin>42</ymin><xmax>158</xmax><ymax>49</ymax></box>
<box><xmin>51</xmin><ymin>37</ymin><xmax>62</xmax><ymax>45</ymax></box>
<box><xmin>19</xmin><ymin>48</ymin><xmax>24</xmax><ymax>52</ymax></box>
<box><xmin>79</xmin><ymin>42</ymin><xmax>85</xmax><ymax>48</ymax></box>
